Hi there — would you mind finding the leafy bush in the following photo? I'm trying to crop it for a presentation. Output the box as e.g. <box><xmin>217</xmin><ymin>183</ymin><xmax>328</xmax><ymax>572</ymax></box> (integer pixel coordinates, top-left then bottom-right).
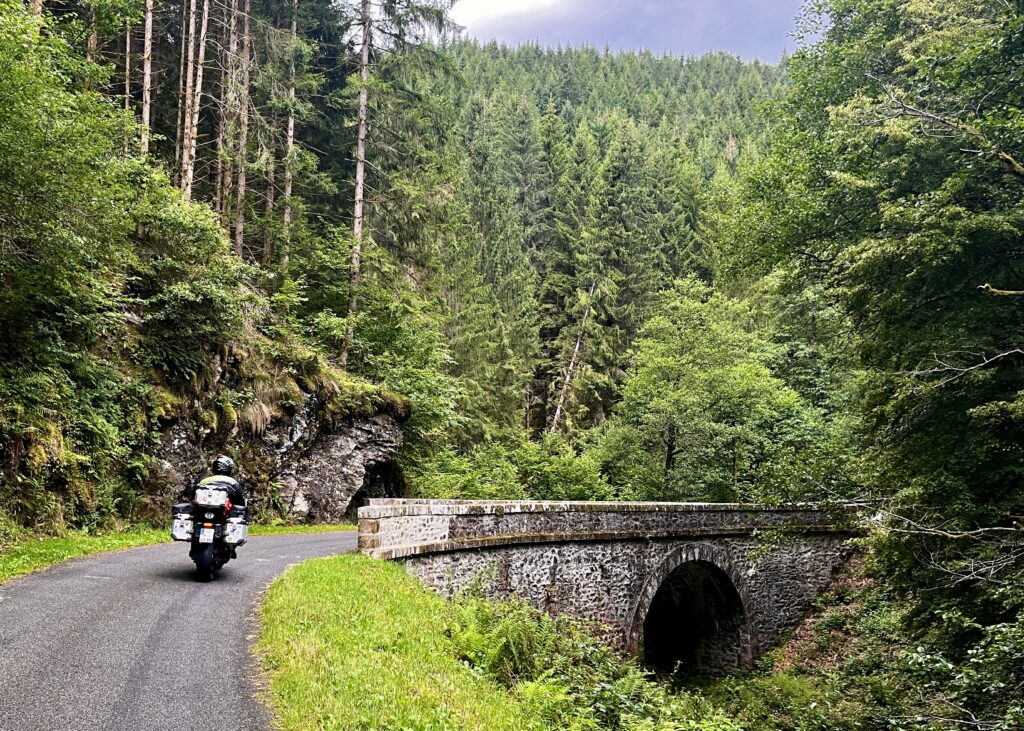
<box><xmin>450</xmin><ymin>595</ymin><xmax>743</xmax><ymax>731</ymax></box>
<box><xmin>409</xmin><ymin>433</ymin><xmax>611</xmax><ymax>501</ymax></box>
<box><xmin>585</xmin><ymin>278</ymin><xmax>843</xmax><ymax>504</ymax></box>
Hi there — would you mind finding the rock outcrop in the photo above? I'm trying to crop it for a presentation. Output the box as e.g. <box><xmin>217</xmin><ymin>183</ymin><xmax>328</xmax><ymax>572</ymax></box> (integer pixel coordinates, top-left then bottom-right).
<box><xmin>149</xmin><ymin>397</ymin><xmax>403</xmax><ymax>522</ymax></box>
<box><xmin>277</xmin><ymin>413</ymin><xmax>402</xmax><ymax>521</ymax></box>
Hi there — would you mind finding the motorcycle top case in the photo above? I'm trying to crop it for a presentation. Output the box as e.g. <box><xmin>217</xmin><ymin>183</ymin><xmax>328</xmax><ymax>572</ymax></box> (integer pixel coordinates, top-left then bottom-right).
<box><xmin>193</xmin><ymin>487</ymin><xmax>229</xmax><ymax>507</ymax></box>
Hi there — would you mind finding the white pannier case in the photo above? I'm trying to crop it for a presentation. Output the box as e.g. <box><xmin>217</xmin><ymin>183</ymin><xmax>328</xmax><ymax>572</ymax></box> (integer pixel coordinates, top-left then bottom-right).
<box><xmin>172</xmin><ymin>512</ymin><xmax>194</xmax><ymax>541</ymax></box>
<box><xmin>224</xmin><ymin>518</ymin><xmax>248</xmax><ymax>545</ymax></box>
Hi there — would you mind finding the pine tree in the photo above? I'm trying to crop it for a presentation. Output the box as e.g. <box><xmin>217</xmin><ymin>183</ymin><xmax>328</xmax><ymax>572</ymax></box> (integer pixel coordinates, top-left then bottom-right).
<box><xmin>281</xmin><ymin>0</ymin><xmax>298</xmax><ymax>247</ymax></box>
<box><xmin>339</xmin><ymin>0</ymin><xmax>453</xmax><ymax>369</ymax></box>
<box><xmin>233</xmin><ymin>0</ymin><xmax>252</xmax><ymax>255</ymax></box>
<box><xmin>180</xmin><ymin>0</ymin><xmax>211</xmax><ymax>200</ymax></box>
<box><xmin>528</xmin><ymin>99</ymin><xmax>573</xmax><ymax>434</ymax></box>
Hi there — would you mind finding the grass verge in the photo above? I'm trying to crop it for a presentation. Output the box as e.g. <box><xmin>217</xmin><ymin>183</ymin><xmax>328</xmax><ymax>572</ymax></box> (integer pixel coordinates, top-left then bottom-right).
<box><xmin>250</xmin><ymin>522</ymin><xmax>357</xmax><ymax>536</ymax></box>
<box><xmin>0</xmin><ymin>528</ymin><xmax>170</xmax><ymax>584</ymax></box>
<box><xmin>258</xmin><ymin>554</ymin><xmax>536</xmax><ymax>731</ymax></box>
<box><xmin>0</xmin><ymin>521</ymin><xmax>356</xmax><ymax>585</ymax></box>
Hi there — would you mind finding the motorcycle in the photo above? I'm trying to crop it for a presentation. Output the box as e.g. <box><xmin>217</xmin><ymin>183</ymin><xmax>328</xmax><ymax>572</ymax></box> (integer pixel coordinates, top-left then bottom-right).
<box><xmin>171</xmin><ymin>484</ymin><xmax>249</xmax><ymax>581</ymax></box>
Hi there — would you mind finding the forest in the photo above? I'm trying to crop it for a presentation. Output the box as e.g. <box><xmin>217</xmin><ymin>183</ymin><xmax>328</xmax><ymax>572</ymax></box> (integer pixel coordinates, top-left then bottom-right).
<box><xmin>0</xmin><ymin>0</ymin><xmax>1022</xmax><ymax>728</ymax></box>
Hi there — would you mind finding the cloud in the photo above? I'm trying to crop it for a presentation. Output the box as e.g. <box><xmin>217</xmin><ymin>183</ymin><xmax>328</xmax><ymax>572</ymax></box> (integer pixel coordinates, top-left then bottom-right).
<box><xmin>449</xmin><ymin>0</ymin><xmax>805</xmax><ymax>61</ymax></box>
<box><xmin>451</xmin><ymin>0</ymin><xmax>564</xmax><ymax>27</ymax></box>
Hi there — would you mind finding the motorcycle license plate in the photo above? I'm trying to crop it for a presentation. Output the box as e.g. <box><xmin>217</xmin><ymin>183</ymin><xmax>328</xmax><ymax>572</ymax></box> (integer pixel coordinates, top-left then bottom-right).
<box><xmin>199</xmin><ymin>527</ymin><xmax>215</xmax><ymax>544</ymax></box>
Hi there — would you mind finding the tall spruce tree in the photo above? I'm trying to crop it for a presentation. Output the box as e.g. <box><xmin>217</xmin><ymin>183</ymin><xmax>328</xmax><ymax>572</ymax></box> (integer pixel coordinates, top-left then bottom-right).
<box><xmin>528</xmin><ymin>99</ymin><xmax>574</xmax><ymax>434</ymax></box>
<box><xmin>338</xmin><ymin>0</ymin><xmax>453</xmax><ymax>368</ymax></box>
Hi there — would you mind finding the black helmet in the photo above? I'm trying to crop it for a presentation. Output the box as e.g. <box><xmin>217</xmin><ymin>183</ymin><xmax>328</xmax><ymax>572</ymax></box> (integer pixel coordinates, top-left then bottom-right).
<box><xmin>211</xmin><ymin>455</ymin><xmax>235</xmax><ymax>476</ymax></box>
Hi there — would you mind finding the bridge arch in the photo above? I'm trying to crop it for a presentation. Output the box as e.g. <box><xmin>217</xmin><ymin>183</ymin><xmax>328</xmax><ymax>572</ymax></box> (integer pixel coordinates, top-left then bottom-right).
<box><xmin>627</xmin><ymin>543</ymin><xmax>757</xmax><ymax>675</ymax></box>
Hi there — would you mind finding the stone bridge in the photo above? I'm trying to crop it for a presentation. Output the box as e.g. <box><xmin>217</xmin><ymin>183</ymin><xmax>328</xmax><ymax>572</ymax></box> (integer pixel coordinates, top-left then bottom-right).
<box><xmin>358</xmin><ymin>499</ymin><xmax>855</xmax><ymax>675</ymax></box>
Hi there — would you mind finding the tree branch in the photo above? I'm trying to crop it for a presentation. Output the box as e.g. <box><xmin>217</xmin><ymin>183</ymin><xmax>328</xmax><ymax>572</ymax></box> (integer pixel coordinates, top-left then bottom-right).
<box><xmin>869</xmin><ymin>75</ymin><xmax>1024</xmax><ymax>182</ymax></box>
<box><xmin>978</xmin><ymin>283</ymin><xmax>1024</xmax><ymax>296</ymax></box>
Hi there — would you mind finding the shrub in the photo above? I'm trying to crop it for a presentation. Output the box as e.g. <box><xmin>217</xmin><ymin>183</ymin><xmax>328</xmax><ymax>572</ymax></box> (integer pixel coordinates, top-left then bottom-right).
<box><xmin>449</xmin><ymin>595</ymin><xmax>744</xmax><ymax>731</ymax></box>
<box><xmin>410</xmin><ymin>433</ymin><xmax>611</xmax><ymax>501</ymax></box>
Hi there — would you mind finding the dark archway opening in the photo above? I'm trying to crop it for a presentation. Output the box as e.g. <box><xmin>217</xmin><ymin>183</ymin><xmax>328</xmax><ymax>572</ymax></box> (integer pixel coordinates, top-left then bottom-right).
<box><xmin>642</xmin><ymin>560</ymin><xmax>748</xmax><ymax>677</ymax></box>
<box><xmin>344</xmin><ymin>460</ymin><xmax>405</xmax><ymax>521</ymax></box>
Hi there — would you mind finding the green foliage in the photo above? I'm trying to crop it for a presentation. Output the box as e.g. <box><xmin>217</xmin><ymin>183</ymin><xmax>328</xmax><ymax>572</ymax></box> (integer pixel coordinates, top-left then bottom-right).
<box><xmin>130</xmin><ymin>181</ymin><xmax>246</xmax><ymax>380</ymax></box>
<box><xmin>293</xmin><ymin>230</ymin><xmax>462</xmax><ymax>459</ymax></box>
<box><xmin>451</xmin><ymin>595</ymin><xmax>744</xmax><ymax>731</ymax></box>
<box><xmin>432</xmin><ymin>44</ymin><xmax>782</xmax><ymax>436</ymax></box>
<box><xmin>705</xmin><ymin>1</ymin><xmax>1024</xmax><ymax>727</ymax></box>
<box><xmin>587</xmin><ymin>279</ymin><xmax>842</xmax><ymax>503</ymax></box>
<box><xmin>410</xmin><ymin>433</ymin><xmax>611</xmax><ymax>501</ymax></box>
<box><xmin>0</xmin><ymin>0</ymin><xmax>448</xmax><ymax>530</ymax></box>
<box><xmin>0</xmin><ymin>1</ymin><xmax>244</xmax><ymax>528</ymax></box>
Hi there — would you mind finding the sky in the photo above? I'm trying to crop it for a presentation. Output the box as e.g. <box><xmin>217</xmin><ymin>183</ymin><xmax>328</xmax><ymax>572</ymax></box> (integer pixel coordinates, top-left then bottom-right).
<box><xmin>449</xmin><ymin>0</ymin><xmax>808</xmax><ymax>62</ymax></box>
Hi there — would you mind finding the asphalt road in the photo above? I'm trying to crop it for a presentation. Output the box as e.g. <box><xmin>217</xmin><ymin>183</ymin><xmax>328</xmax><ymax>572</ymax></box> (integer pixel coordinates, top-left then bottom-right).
<box><xmin>0</xmin><ymin>531</ymin><xmax>358</xmax><ymax>731</ymax></box>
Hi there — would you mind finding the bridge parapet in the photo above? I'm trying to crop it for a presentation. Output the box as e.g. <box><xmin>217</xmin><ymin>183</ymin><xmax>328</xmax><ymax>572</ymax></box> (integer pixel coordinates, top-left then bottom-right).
<box><xmin>358</xmin><ymin>499</ymin><xmax>845</xmax><ymax>560</ymax></box>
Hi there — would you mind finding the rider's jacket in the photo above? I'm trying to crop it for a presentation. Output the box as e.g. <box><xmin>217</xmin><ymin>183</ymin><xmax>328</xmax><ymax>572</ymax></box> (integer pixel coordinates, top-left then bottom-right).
<box><xmin>190</xmin><ymin>475</ymin><xmax>246</xmax><ymax>506</ymax></box>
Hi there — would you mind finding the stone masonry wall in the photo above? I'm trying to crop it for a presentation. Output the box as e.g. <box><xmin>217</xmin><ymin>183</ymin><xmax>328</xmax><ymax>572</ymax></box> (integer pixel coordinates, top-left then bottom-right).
<box><xmin>358</xmin><ymin>499</ymin><xmax>854</xmax><ymax>667</ymax></box>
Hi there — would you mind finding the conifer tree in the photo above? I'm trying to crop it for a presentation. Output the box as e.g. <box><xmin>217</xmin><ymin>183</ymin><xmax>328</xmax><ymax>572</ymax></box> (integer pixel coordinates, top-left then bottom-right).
<box><xmin>339</xmin><ymin>0</ymin><xmax>453</xmax><ymax>368</ymax></box>
<box><xmin>140</xmin><ymin>0</ymin><xmax>153</xmax><ymax>154</ymax></box>
<box><xmin>528</xmin><ymin>99</ymin><xmax>573</xmax><ymax>434</ymax></box>
<box><xmin>553</xmin><ymin>120</ymin><xmax>653</xmax><ymax>429</ymax></box>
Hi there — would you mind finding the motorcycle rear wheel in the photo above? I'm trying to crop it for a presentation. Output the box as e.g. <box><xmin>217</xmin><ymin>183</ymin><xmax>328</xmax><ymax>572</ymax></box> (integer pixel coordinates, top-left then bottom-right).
<box><xmin>194</xmin><ymin>542</ymin><xmax>215</xmax><ymax>582</ymax></box>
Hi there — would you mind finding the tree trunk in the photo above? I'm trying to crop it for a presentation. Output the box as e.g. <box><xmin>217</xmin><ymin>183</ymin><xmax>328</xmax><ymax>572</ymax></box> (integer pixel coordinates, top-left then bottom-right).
<box><xmin>123</xmin><ymin>23</ymin><xmax>132</xmax><ymax>111</ymax></box>
<box><xmin>221</xmin><ymin>161</ymin><xmax>234</xmax><ymax>226</ymax></box>
<box><xmin>30</xmin><ymin>0</ymin><xmax>42</xmax><ymax>16</ymax></box>
<box><xmin>340</xmin><ymin>0</ymin><xmax>371</xmax><ymax>369</ymax></box>
<box><xmin>182</xmin><ymin>0</ymin><xmax>211</xmax><ymax>201</ymax></box>
<box><xmin>663</xmin><ymin>423</ymin><xmax>676</xmax><ymax>500</ymax></box>
<box><xmin>140</xmin><ymin>0</ymin><xmax>153</xmax><ymax>155</ymax></box>
<box><xmin>547</xmin><ymin>281</ymin><xmax>596</xmax><ymax>434</ymax></box>
<box><xmin>217</xmin><ymin>0</ymin><xmax>239</xmax><ymax>223</ymax></box>
<box><xmin>233</xmin><ymin>0</ymin><xmax>251</xmax><ymax>256</ymax></box>
<box><xmin>281</xmin><ymin>0</ymin><xmax>297</xmax><ymax>237</ymax></box>
<box><xmin>86</xmin><ymin>13</ymin><xmax>97</xmax><ymax>63</ymax></box>
<box><xmin>178</xmin><ymin>0</ymin><xmax>198</xmax><ymax>190</ymax></box>
<box><xmin>213</xmin><ymin>118</ymin><xmax>224</xmax><ymax>213</ymax></box>
<box><xmin>211</xmin><ymin>22</ymin><xmax>223</xmax><ymax>214</ymax></box>
<box><xmin>173</xmin><ymin>0</ymin><xmax>189</xmax><ymax>181</ymax></box>
<box><xmin>263</xmin><ymin>156</ymin><xmax>276</xmax><ymax>265</ymax></box>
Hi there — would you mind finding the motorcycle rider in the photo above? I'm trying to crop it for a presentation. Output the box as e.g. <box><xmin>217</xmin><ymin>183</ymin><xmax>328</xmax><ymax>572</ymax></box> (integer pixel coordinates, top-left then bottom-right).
<box><xmin>180</xmin><ymin>455</ymin><xmax>247</xmax><ymax>562</ymax></box>
<box><xmin>188</xmin><ymin>455</ymin><xmax>246</xmax><ymax>506</ymax></box>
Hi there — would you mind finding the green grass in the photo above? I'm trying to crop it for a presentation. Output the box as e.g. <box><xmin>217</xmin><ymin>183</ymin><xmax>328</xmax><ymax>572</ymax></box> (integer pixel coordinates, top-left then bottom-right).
<box><xmin>0</xmin><ymin>528</ymin><xmax>170</xmax><ymax>584</ymax></box>
<box><xmin>250</xmin><ymin>522</ymin><xmax>357</xmax><ymax>536</ymax></box>
<box><xmin>0</xmin><ymin>522</ymin><xmax>356</xmax><ymax>585</ymax></box>
<box><xmin>258</xmin><ymin>554</ymin><xmax>537</xmax><ymax>731</ymax></box>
